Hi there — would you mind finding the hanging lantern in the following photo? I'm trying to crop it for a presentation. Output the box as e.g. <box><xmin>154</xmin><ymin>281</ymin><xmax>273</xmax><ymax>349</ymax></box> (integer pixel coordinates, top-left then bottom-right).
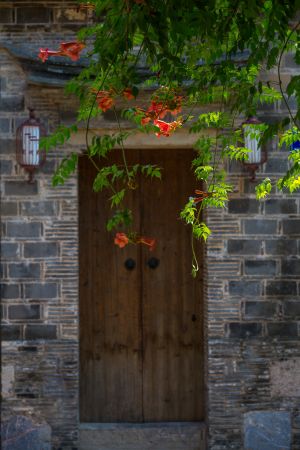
<box><xmin>16</xmin><ymin>108</ymin><xmax>46</xmax><ymax>183</ymax></box>
<box><xmin>242</xmin><ymin>116</ymin><xmax>267</xmax><ymax>181</ymax></box>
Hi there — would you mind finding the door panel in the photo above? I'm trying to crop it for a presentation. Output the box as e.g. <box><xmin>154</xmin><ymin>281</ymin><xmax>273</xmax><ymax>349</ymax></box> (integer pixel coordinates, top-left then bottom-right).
<box><xmin>79</xmin><ymin>148</ymin><xmax>203</xmax><ymax>423</ymax></box>
<box><xmin>79</xmin><ymin>152</ymin><xmax>142</xmax><ymax>422</ymax></box>
<box><xmin>141</xmin><ymin>149</ymin><xmax>203</xmax><ymax>421</ymax></box>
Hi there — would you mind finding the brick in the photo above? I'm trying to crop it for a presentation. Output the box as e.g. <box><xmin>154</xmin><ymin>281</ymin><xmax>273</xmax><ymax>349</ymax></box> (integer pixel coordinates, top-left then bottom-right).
<box><xmin>24</xmin><ymin>282</ymin><xmax>58</xmax><ymax>299</ymax></box>
<box><xmin>24</xmin><ymin>242</ymin><xmax>58</xmax><ymax>258</ymax></box>
<box><xmin>5</xmin><ymin>181</ymin><xmax>38</xmax><ymax>196</ymax></box>
<box><xmin>244</xmin><ymin>301</ymin><xmax>277</xmax><ymax>319</ymax></box>
<box><xmin>0</xmin><ymin>96</ymin><xmax>24</xmax><ymax>112</ymax></box>
<box><xmin>267</xmin><ymin>322</ymin><xmax>298</xmax><ymax>338</ymax></box>
<box><xmin>16</xmin><ymin>7</ymin><xmax>50</xmax><ymax>23</ymax></box>
<box><xmin>265</xmin><ymin>239</ymin><xmax>298</xmax><ymax>255</ymax></box>
<box><xmin>282</xmin><ymin>259</ymin><xmax>300</xmax><ymax>276</ymax></box>
<box><xmin>8</xmin><ymin>304</ymin><xmax>40</xmax><ymax>320</ymax></box>
<box><xmin>25</xmin><ymin>325</ymin><xmax>57</xmax><ymax>340</ymax></box>
<box><xmin>9</xmin><ymin>263</ymin><xmax>40</xmax><ymax>279</ymax></box>
<box><xmin>227</xmin><ymin>322</ymin><xmax>262</xmax><ymax>338</ymax></box>
<box><xmin>21</xmin><ymin>201</ymin><xmax>56</xmax><ymax>216</ymax></box>
<box><xmin>245</xmin><ymin>260</ymin><xmax>277</xmax><ymax>276</ymax></box>
<box><xmin>264</xmin><ymin>158</ymin><xmax>289</xmax><ymax>174</ymax></box>
<box><xmin>0</xmin><ymin>139</ymin><xmax>15</xmax><ymax>155</ymax></box>
<box><xmin>0</xmin><ymin>118</ymin><xmax>10</xmax><ymax>133</ymax></box>
<box><xmin>0</xmin><ymin>7</ymin><xmax>14</xmax><ymax>23</ymax></box>
<box><xmin>285</xmin><ymin>53</ymin><xmax>298</xmax><ymax>68</ymax></box>
<box><xmin>6</xmin><ymin>221</ymin><xmax>42</xmax><ymax>238</ymax></box>
<box><xmin>41</xmin><ymin>159</ymin><xmax>56</xmax><ymax>174</ymax></box>
<box><xmin>1</xmin><ymin>243</ymin><xmax>19</xmax><ymax>258</ymax></box>
<box><xmin>282</xmin><ymin>220</ymin><xmax>300</xmax><ymax>236</ymax></box>
<box><xmin>266</xmin><ymin>281</ymin><xmax>297</xmax><ymax>296</ymax></box>
<box><xmin>2</xmin><ymin>325</ymin><xmax>21</xmax><ymax>340</ymax></box>
<box><xmin>1</xmin><ymin>201</ymin><xmax>18</xmax><ymax>216</ymax></box>
<box><xmin>228</xmin><ymin>280</ymin><xmax>261</xmax><ymax>297</ymax></box>
<box><xmin>228</xmin><ymin>199</ymin><xmax>259</xmax><ymax>214</ymax></box>
<box><xmin>0</xmin><ymin>160</ymin><xmax>13</xmax><ymax>175</ymax></box>
<box><xmin>54</xmin><ymin>7</ymin><xmax>86</xmax><ymax>23</ymax></box>
<box><xmin>244</xmin><ymin>219</ymin><xmax>277</xmax><ymax>234</ymax></box>
<box><xmin>0</xmin><ymin>283</ymin><xmax>19</xmax><ymax>299</ymax></box>
<box><xmin>284</xmin><ymin>301</ymin><xmax>300</xmax><ymax>318</ymax></box>
<box><xmin>265</xmin><ymin>199</ymin><xmax>297</xmax><ymax>215</ymax></box>
<box><xmin>228</xmin><ymin>239</ymin><xmax>262</xmax><ymax>255</ymax></box>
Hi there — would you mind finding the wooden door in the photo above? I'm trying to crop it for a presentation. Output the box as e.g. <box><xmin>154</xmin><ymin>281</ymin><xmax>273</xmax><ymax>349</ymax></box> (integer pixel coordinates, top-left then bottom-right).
<box><xmin>79</xmin><ymin>148</ymin><xmax>204</xmax><ymax>423</ymax></box>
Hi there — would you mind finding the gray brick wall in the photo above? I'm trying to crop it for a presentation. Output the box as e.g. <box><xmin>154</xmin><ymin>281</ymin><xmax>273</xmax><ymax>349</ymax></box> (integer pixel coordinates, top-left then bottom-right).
<box><xmin>0</xmin><ymin>3</ymin><xmax>79</xmax><ymax>449</ymax></box>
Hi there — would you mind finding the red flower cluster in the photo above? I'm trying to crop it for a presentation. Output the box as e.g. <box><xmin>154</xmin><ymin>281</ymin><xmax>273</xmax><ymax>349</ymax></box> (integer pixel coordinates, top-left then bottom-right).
<box><xmin>153</xmin><ymin>119</ymin><xmax>182</xmax><ymax>137</ymax></box>
<box><xmin>136</xmin><ymin>95</ymin><xmax>183</xmax><ymax>137</ymax></box>
<box><xmin>114</xmin><ymin>232</ymin><xmax>129</xmax><ymax>248</ymax></box>
<box><xmin>93</xmin><ymin>87</ymin><xmax>134</xmax><ymax>112</ymax></box>
<box><xmin>114</xmin><ymin>233</ymin><xmax>156</xmax><ymax>251</ymax></box>
<box><xmin>38</xmin><ymin>42</ymin><xmax>85</xmax><ymax>63</ymax></box>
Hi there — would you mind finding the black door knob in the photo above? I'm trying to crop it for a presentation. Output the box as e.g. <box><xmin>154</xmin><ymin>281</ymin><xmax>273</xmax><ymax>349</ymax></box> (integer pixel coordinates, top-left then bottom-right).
<box><xmin>124</xmin><ymin>258</ymin><xmax>136</xmax><ymax>270</ymax></box>
<box><xmin>147</xmin><ymin>257</ymin><xmax>160</xmax><ymax>269</ymax></box>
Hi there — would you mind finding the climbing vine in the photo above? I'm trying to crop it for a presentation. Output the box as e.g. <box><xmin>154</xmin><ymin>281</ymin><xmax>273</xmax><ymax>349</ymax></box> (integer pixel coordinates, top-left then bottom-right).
<box><xmin>39</xmin><ymin>0</ymin><xmax>300</xmax><ymax>276</ymax></box>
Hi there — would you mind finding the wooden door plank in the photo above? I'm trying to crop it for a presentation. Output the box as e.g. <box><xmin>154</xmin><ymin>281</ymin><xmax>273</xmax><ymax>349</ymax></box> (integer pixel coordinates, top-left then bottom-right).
<box><xmin>79</xmin><ymin>152</ymin><xmax>143</xmax><ymax>422</ymax></box>
<box><xmin>141</xmin><ymin>148</ymin><xmax>204</xmax><ymax>421</ymax></box>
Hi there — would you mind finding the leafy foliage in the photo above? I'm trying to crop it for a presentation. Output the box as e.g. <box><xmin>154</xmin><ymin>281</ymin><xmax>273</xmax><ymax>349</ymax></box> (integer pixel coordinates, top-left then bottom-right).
<box><xmin>43</xmin><ymin>0</ymin><xmax>300</xmax><ymax>275</ymax></box>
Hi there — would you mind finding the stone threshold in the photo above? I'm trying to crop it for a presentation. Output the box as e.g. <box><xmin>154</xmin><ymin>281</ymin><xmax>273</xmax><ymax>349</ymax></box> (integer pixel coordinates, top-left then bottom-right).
<box><xmin>79</xmin><ymin>422</ymin><xmax>206</xmax><ymax>450</ymax></box>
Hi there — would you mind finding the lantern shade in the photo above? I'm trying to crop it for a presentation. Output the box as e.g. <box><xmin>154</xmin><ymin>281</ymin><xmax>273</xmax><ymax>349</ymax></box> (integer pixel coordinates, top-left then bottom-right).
<box><xmin>16</xmin><ymin>109</ymin><xmax>46</xmax><ymax>182</ymax></box>
<box><xmin>242</xmin><ymin>116</ymin><xmax>267</xmax><ymax>181</ymax></box>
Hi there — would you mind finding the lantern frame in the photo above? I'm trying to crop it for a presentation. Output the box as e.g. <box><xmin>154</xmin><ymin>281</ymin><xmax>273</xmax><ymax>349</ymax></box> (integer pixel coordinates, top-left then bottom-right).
<box><xmin>242</xmin><ymin>116</ymin><xmax>267</xmax><ymax>181</ymax></box>
<box><xmin>16</xmin><ymin>108</ymin><xmax>46</xmax><ymax>183</ymax></box>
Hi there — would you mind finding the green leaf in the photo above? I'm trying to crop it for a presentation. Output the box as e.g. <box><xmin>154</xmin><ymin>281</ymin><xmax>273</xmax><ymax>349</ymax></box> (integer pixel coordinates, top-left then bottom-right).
<box><xmin>52</xmin><ymin>153</ymin><xmax>78</xmax><ymax>186</ymax></box>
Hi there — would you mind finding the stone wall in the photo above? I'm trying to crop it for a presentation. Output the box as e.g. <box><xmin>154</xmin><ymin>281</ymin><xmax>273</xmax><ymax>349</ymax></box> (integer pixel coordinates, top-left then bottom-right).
<box><xmin>1</xmin><ymin>2</ymin><xmax>300</xmax><ymax>449</ymax></box>
<box><xmin>205</xmin><ymin>60</ymin><xmax>300</xmax><ymax>448</ymax></box>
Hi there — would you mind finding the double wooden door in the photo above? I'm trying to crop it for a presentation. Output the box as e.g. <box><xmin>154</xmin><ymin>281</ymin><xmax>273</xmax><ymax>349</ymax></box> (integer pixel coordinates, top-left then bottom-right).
<box><xmin>79</xmin><ymin>148</ymin><xmax>203</xmax><ymax>423</ymax></box>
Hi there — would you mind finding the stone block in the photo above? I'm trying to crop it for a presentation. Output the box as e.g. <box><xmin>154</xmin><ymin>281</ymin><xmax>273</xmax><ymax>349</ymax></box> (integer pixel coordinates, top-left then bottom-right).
<box><xmin>228</xmin><ymin>199</ymin><xmax>259</xmax><ymax>214</ymax></box>
<box><xmin>24</xmin><ymin>242</ymin><xmax>58</xmax><ymax>258</ymax></box>
<box><xmin>267</xmin><ymin>322</ymin><xmax>298</xmax><ymax>338</ymax></box>
<box><xmin>244</xmin><ymin>301</ymin><xmax>277</xmax><ymax>319</ymax></box>
<box><xmin>0</xmin><ymin>283</ymin><xmax>19</xmax><ymax>299</ymax></box>
<box><xmin>282</xmin><ymin>219</ymin><xmax>300</xmax><ymax>236</ymax></box>
<box><xmin>285</xmin><ymin>52</ymin><xmax>298</xmax><ymax>68</ymax></box>
<box><xmin>1</xmin><ymin>201</ymin><xmax>18</xmax><ymax>216</ymax></box>
<box><xmin>2</xmin><ymin>365</ymin><xmax>15</xmax><ymax>398</ymax></box>
<box><xmin>25</xmin><ymin>324</ymin><xmax>57</xmax><ymax>340</ymax></box>
<box><xmin>8</xmin><ymin>304</ymin><xmax>40</xmax><ymax>320</ymax></box>
<box><xmin>227</xmin><ymin>239</ymin><xmax>262</xmax><ymax>255</ymax></box>
<box><xmin>0</xmin><ymin>7</ymin><xmax>14</xmax><ymax>23</ymax></box>
<box><xmin>0</xmin><ymin>96</ymin><xmax>24</xmax><ymax>112</ymax></box>
<box><xmin>284</xmin><ymin>301</ymin><xmax>300</xmax><ymax>318</ymax></box>
<box><xmin>1</xmin><ymin>415</ymin><xmax>51</xmax><ymax>450</ymax></box>
<box><xmin>266</xmin><ymin>281</ymin><xmax>297</xmax><ymax>296</ymax></box>
<box><xmin>2</xmin><ymin>325</ymin><xmax>21</xmax><ymax>340</ymax></box>
<box><xmin>5</xmin><ymin>181</ymin><xmax>38</xmax><ymax>196</ymax></box>
<box><xmin>264</xmin><ymin>158</ymin><xmax>289</xmax><ymax>174</ymax></box>
<box><xmin>281</xmin><ymin>259</ymin><xmax>300</xmax><ymax>276</ymax></box>
<box><xmin>0</xmin><ymin>139</ymin><xmax>15</xmax><ymax>155</ymax></box>
<box><xmin>9</xmin><ymin>263</ymin><xmax>40</xmax><ymax>279</ymax></box>
<box><xmin>244</xmin><ymin>260</ymin><xmax>277</xmax><ymax>276</ymax></box>
<box><xmin>24</xmin><ymin>282</ymin><xmax>58</xmax><ymax>299</ymax></box>
<box><xmin>16</xmin><ymin>7</ymin><xmax>51</xmax><ymax>23</ymax></box>
<box><xmin>244</xmin><ymin>219</ymin><xmax>277</xmax><ymax>234</ymax></box>
<box><xmin>265</xmin><ymin>239</ymin><xmax>298</xmax><ymax>255</ymax></box>
<box><xmin>228</xmin><ymin>280</ymin><xmax>261</xmax><ymax>297</ymax></box>
<box><xmin>0</xmin><ymin>160</ymin><xmax>13</xmax><ymax>175</ymax></box>
<box><xmin>6</xmin><ymin>221</ymin><xmax>42</xmax><ymax>238</ymax></box>
<box><xmin>244</xmin><ymin>411</ymin><xmax>291</xmax><ymax>450</ymax></box>
<box><xmin>227</xmin><ymin>322</ymin><xmax>262</xmax><ymax>338</ymax></box>
<box><xmin>20</xmin><ymin>201</ymin><xmax>56</xmax><ymax>216</ymax></box>
<box><xmin>265</xmin><ymin>199</ymin><xmax>297</xmax><ymax>214</ymax></box>
<box><xmin>270</xmin><ymin>359</ymin><xmax>300</xmax><ymax>397</ymax></box>
<box><xmin>0</xmin><ymin>118</ymin><xmax>10</xmax><ymax>132</ymax></box>
<box><xmin>1</xmin><ymin>243</ymin><xmax>19</xmax><ymax>258</ymax></box>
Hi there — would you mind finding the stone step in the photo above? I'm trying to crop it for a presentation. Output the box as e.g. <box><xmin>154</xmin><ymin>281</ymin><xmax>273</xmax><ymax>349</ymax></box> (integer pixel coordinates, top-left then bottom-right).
<box><xmin>79</xmin><ymin>422</ymin><xmax>206</xmax><ymax>450</ymax></box>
